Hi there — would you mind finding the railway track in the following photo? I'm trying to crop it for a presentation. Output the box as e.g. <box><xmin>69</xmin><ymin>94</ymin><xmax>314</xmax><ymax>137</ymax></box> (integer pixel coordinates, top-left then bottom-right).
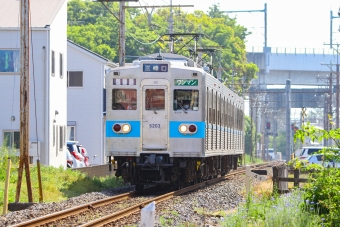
<box><xmin>11</xmin><ymin>162</ymin><xmax>278</xmax><ymax>227</ymax></box>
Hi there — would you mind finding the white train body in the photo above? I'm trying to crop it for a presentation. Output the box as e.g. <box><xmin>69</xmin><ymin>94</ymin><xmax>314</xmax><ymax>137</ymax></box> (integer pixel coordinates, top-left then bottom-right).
<box><xmin>106</xmin><ymin>53</ymin><xmax>244</xmax><ymax>190</ymax></box>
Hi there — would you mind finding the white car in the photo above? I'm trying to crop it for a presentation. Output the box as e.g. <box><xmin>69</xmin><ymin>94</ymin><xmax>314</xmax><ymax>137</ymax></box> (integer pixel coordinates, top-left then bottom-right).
<box><xmin>306</xmin><ymin>154</ymin><xmax>340</xmax><ymax>168</ymax></box>
<box><xmin>67</xmin><ymin>141</ymin><xmax>86</xmax><ymax>168</ymax></box>
<box><xmin>77</xmin><ymin>144</ymin><xmax>90</xmax><ymax>166</ymax></box>
<box><xmin>299</xmin><ymin>147</ymin><xmax>325</xmax><ymax>160</ymax></box>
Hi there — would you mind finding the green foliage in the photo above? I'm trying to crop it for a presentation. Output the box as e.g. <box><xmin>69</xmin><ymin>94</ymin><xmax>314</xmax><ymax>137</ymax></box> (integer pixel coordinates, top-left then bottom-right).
<box><xmin>159</xmin><ymin>215</ymin><xmax>174</xmax><ymax>226</ymax></box>
<box><xmin>293</xmin><ymin>122</ymin><xmax>340</xmax><ymax>226</ymax></box>
<box><xmin>67</xmin><ymin>1</ymin><xmax>259</xmax><ymax>93</ymax></box>
<box><xmin>0</xmin><ymin>145</ymin><xmax>19</xmax><ymax>181</ymax></box>
<box><xmin>0</xmin><ymin>164</ymin><xmax>124</xmax><ymax>212</ymax></box>
<box><xmin>244</xmin><ymin>115</ymin><xmax>255</xmax><ymax>156</ymax></box>
<box><xmin>244</xmin><ymin>154</ymin><xmax>262</xmax><ymax>164</ymax></box>
<box><xmin>220</xmin><ymin>189</ymin><xmax>322</xmax><ymax>227</ymax></box>
<box><xmin>269</xmin><ymin>130</ymin><xmax>287</xmax><ymax>156</ymax></box>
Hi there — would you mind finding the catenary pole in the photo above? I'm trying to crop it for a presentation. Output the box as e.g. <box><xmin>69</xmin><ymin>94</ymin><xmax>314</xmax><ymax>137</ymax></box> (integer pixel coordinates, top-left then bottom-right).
<box><xmin>285</xmin><ymin>80</ymin><xmax>291</xmax><ymax>160</ymax></box>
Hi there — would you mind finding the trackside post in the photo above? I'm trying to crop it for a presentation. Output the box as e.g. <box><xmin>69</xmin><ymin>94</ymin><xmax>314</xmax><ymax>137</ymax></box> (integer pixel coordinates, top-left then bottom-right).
<box><xmin>245</xmin><ymin>165</ymin><xmax>267</xmax><ymax>195</ymax></box>
<box><xmin>139</xmin><ymin>201</ymin><xmax>155</xmax><ymax>227</ymax></box>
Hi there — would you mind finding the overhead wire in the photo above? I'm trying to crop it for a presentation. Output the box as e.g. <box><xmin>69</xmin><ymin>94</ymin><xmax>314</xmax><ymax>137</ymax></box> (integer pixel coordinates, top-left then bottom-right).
<box><xmin>98</xmin><ymin>0</ymin><xmax>122</xmax><ymax>23</ymax></box>
<box><xmin>126</xmin><ymin>1</ymin><xmax>166</xmax><ymax>45</ymax></box>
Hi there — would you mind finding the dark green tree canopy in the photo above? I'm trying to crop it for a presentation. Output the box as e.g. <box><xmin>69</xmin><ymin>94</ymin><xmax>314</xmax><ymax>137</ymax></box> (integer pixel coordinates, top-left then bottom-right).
<box><xmin>67</xmin><ymin>0</ymin><xmax>258</xmax><ymax>94</ymax></box>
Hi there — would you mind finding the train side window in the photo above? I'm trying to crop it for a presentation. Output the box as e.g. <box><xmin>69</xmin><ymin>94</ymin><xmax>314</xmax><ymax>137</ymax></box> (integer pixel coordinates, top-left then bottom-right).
<box><xmin>112</xmin><ymin>89</ymin><xmax>137</xmax><ymax>110</ymax></box>
<box><xmin>146</xmin><ymin>89</ymin><xmax>165</xmax><ymax>110</ymax></box>
<box><xmin>173</xmin><ymin>89</ymin><xmax>199</xmax><ymax>111</ymax></box>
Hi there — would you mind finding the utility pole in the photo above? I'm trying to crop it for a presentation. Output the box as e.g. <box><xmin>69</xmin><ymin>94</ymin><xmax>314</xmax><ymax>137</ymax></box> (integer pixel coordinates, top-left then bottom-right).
<box><xmin>250</xmin><ymin>96</ymin><xmax>253</xmax><ymax>162</ymax></box>
<box><xmin>119</xmin><ymin>1</ymin><xmax>125</xmax><ymax>66</ymax></box>
<box><xmin>322</xmin><ymin>46</ymin><xmax>339</xmax><ymax>128</ymax></box>
<box><xmin>168</xmin><ymin>0</ymin><xmax>174</xmax><ymax>52</ymax></box>
<box><xmin>223</xmin><ymin>3</ymin><xmax>267</xmax><ymax>48</ymax></box>
<box><xmin>98</xmin><ymin>1</ymin><xmax>193</xmax><ymax>65</ymax></box>
<box><xmin>16</xmin><ymin>0</ymin><xmax>33</xmax><ymax>203</ymax></box>
<box><xmin>286</xmin><ymin>80</ymin><xmax>291</xmax><ymax>160</ymax></box>
<box><xmin>330</xmin><ymin>10</ymin><xmax>340</xmax><ymax>49</ymax></box>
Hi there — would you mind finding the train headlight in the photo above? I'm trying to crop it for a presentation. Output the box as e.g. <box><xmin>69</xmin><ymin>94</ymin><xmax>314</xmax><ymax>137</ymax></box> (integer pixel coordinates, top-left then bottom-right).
<box><xmin>178</xmin><ymin>124</ymin><xmax>197</xmax><ymax>135</ymax></box>
<box><xmin>179</xmin><ymin>124</ymin><xmax>187</xmax><ymax>133</ymax></box>
<box><xmin>122</xmin><ymin>124</ymin><xmax>131</xmax><ymax>133</ymax></box>
<box><xmin>113</xmin><ymin>123</ymin><xmax>131</xmax><ymax>134</ymax></box>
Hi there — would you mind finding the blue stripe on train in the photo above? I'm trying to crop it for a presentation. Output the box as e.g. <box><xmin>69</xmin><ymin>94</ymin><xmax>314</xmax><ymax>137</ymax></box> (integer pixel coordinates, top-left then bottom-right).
<box><xmin>169</xmin><ymin>121</ymin><xmax>205</xmax><ymax>138</ymax></box>
<box><xmin>106</xmin><ymin>121</ymin><xmax>140</xmax><ymax>138</ymax></box>
<box><xmin>106</xmin><ymin>120</ymin><xmax>205</xmax><ymax>138</ymax></box>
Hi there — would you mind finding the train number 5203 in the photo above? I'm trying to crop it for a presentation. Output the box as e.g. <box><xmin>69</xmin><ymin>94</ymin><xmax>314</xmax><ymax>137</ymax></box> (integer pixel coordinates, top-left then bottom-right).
<box><xmin>149</xmin><ymin>124</ymin><xmax>160</xmax><ymax>128</ymax></box>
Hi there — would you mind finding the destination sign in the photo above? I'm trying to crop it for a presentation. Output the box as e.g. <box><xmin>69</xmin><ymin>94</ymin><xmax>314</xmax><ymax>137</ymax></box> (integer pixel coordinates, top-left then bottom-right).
<box><xmin>175</xmin><ymin>79</ymin><xmax>198</xmax><ymax>86</ymax></box>
<box><xmin>143</xmin><ymin>64</ymin><xmax>168</xmax><ymax>72</ymax></box>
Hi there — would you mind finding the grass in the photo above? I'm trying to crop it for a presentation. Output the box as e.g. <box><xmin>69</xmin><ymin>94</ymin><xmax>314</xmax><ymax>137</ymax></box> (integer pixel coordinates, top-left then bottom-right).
<box><xmin>0</xmin><ymin>160</ymin><xmax>124</xmax><ymax>212</ymax></box>
<box><xmin>220</xmin><ymin>189</ymin><xmax>323</xmax><ymax>227</ymax></box>
<box><xmin>215</xmin><ymin>177</ymin><xmax>324</xmax><ymax>227</ymax></box>
<box><xmin>244</xmin><ymin>154</ymin><xmax>263</xmax><ymax>164</ymax></box>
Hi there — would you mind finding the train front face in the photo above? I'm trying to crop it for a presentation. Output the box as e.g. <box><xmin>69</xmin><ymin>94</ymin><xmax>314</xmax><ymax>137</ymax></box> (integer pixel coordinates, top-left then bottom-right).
<box><xmin>106</xmin><ymin>59</ymin><xmax>204</xmax><ymax>189</ymax></box>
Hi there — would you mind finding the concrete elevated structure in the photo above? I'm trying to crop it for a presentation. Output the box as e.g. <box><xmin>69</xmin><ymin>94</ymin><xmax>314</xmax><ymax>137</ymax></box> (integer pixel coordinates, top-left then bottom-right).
<box><xmin>246</xmin><ymin>46</ymin><xmax>339</xmax><ymax>152</ymax></box>
<box><xmin>246</xmin><ymin>46</ymin><xmax>338</xmax><ymax>111</ymax></box>
<box><xmin>247</xmin><ymin>46</ymin><xmax>338</xmax><ymax>86</ymax></box>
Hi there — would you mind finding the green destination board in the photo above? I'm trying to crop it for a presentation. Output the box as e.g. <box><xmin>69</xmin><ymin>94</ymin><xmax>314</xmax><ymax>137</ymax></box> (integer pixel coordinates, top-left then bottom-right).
<box><xmin>175</xmin><ymin>79</ymin><xmax>198</xmax><ymax>86</ymax></box>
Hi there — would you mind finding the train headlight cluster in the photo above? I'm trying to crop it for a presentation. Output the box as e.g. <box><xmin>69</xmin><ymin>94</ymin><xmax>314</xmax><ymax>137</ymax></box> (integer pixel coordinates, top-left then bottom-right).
<box><xmin>178</xmin><ymin>124</ymin><xmax>197</xmax><ymax>135</ymax></box>
<box><xmin>113</xmin><ymin>123</ymin><xmax>131</xmax><ymax>134</ymax></box>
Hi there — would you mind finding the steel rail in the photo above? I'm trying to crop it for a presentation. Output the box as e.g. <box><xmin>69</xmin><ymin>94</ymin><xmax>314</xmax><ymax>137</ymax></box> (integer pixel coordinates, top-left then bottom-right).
<box><xmin>79</xmin><ymin>162</ymin><xmax>277</xmax><ymax>227</ymax></box>
<box><xmin>11</xmin><ymin>162</ymin><xmax>278</xmax><ymax>227</ymax></box>
<box><xmin>11</xmin><ymin>191</ymin><xmax>136</xmax><ymax>227</ymax></box>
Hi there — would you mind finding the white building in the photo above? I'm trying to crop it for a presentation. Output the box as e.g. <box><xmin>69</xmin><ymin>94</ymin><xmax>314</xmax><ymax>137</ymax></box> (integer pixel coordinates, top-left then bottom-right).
<box><xmin>0</xmin><ymin>0</ymin><xmax>116</xmax><ymax>167</ymax></box>
<box><xmin>67</xmin><ymin>40</ymin><xmax>117</xmax><ymax>165</ymax></box>
<box><xmin>0</xmin><ymin>0</ymin><xmax>68</xmax><ymax>168</ymax></box>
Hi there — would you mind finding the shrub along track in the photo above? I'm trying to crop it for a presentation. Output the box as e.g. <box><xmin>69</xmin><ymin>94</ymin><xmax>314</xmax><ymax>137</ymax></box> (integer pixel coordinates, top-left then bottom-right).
<box><xmin>11</xmin><ymin>162</ymin><xmax>278</xmax><ymax>227</ymax></box>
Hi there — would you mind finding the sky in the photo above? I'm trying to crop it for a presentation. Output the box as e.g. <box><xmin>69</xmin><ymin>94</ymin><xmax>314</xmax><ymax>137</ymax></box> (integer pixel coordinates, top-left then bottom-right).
<box><xmin>129</xmin><ymin>0</ymin><xmax>340</xmax><ymax>49</ymax></box>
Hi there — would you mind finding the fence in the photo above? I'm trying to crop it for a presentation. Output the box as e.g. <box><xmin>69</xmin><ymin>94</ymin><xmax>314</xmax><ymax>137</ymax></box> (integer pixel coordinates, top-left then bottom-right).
<box><xmin>272</xmin><ymin>164</ymin><xmax>308</xmax><ymax>193</ymax></box>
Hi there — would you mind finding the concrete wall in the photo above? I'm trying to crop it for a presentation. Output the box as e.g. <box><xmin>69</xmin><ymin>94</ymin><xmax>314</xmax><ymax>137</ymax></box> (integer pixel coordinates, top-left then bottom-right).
<box><xmin>67</xmin><ymin>43</ymin><xmax>107</xmax><ymax>165</ymax></box>
<box><xmin>73</xmin><ymin>164</ymin><xmax>115</xmax><ymax>178</ymax></box>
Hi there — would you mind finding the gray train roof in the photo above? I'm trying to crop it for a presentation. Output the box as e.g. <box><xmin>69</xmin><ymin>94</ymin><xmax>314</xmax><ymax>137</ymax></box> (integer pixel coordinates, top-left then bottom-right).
<box><xmin>133</xmin><ymin>53</ymin><xmax>196</xmax><ymax>68</ymax></box>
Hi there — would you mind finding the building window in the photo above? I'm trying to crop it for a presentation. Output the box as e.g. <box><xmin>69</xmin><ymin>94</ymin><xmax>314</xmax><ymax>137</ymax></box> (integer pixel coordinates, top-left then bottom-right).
<box><xmin>67</xmin><ymin>71</ymin><xmax>83</xmax><ymax>87</ymax></box>
<box><xmin>67</xmin><ymin>121</ymin><xmax>76</xmax><ymax>141</ymax></box>
<box><xmin>52</xmin><ymin>50</ymin><xmax>55</xmax><ymax>76</ymax></box>
<box><xmin>59</xmin><ymin>126</ymin><xmax>64</xmax><ymax>150</ymax></box>
<box><xmin>3</xmin><ymin>130</ymin><xmax>20</xmax><ymax>149</ymax></box>
<box><xmin>0</xmin><ymin>50</ymin><xmax>20</xmax><ymax>73</ymax></box>
<box><xmin>59</xmin><ymin>53</ymin><xmax>63</xmax><ymax>78</ymax></box>
<box><xmin>55</xmin><ymin>126</ymin><xmax>58</xmax><ymax>155</ymax></box>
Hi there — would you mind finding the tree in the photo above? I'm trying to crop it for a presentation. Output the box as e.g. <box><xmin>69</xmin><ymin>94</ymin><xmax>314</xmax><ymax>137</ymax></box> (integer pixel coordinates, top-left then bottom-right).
<box><xmin>67</xmin><ymin>1</ymin><xmax>259</xmax><ymax>91</ymax></box>
<box><xmin>269</xmin><ymin>130</ymin><xmax>287</xmax><ymax>156</ymax></box>
<box><xmin>293</xmin><ymin>122</ymin><xmax>340</xmax><ymax>225</ymax></box>
<box><xmin>244</xmin><ymin>116</ymin><xmax>255</xmax><ymax>156</ymax></box>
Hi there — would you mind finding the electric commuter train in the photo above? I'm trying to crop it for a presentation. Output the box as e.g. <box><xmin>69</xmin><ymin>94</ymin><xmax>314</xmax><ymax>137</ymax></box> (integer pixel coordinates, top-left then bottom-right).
<box><xmin>105</xmin><ymin>53</ymin><xmax>244</xmax><ymax>191</ymax></box>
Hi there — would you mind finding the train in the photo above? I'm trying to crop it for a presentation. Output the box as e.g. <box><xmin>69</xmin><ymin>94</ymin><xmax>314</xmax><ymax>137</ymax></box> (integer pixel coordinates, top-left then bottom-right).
<box><xmin>105</xmin><ymin>53</ymin><xmax>244</xmax><ymax>191</ymax></box>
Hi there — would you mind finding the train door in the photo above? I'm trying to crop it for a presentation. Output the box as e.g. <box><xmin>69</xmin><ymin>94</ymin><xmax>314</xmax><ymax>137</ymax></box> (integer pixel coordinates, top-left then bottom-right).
<box><xmin>142</xmin><ymin>85</ymin><xmax>168</xmax><ymax>150</ymax></box>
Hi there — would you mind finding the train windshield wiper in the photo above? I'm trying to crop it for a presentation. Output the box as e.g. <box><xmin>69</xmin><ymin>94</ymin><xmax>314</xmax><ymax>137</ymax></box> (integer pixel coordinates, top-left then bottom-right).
<box><xmin>177</xmin><ymin>102</ymin><xmax>188</xmax><ymax>114</ymax></box>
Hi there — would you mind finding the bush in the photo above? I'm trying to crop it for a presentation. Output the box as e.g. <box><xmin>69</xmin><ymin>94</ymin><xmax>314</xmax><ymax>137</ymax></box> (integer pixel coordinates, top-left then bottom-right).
<box><xmin>294</xmin><ymin>122</ymin><xmax>340</xmax><ymax>226</ymax></box>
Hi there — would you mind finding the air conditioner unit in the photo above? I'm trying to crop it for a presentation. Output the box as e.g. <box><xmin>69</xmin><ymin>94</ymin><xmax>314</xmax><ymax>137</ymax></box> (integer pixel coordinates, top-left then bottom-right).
<box><xmin>29</xmin><ymin>141</ymin><xmax>41</xmax><ymax>164</ymax></box>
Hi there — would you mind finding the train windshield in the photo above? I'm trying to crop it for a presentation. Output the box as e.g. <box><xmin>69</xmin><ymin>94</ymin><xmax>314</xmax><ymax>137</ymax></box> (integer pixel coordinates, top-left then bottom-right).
<box><xmin>145</xmin><ymin>89</ymin><xmax>165</xmax><ymax>110</ymax></box>
<box><xmin>112</xmin><ymin>89</ymin><xmax>137</xmax><ymax>110</ymax></box>
<box><xmin>173</xmin><ymin>89</ymin><xmax>199</xmax><ymax>111</ymax></box>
